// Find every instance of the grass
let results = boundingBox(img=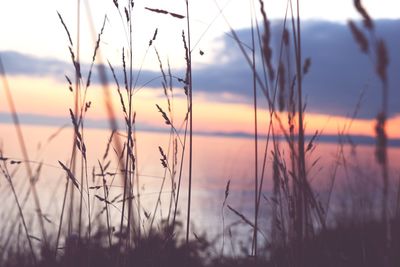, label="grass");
[0,0,399,266]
